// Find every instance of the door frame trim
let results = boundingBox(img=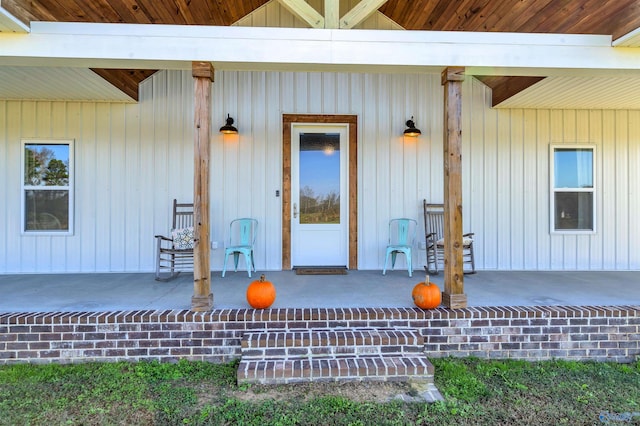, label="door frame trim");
[282,114,358,270]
